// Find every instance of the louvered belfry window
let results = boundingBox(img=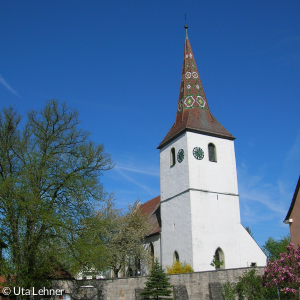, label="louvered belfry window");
[170,148,176,167]
[208,143,216,162]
